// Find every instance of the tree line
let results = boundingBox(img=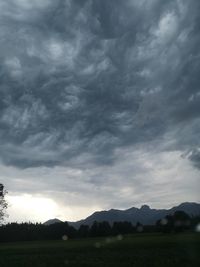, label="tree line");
[0,211,199,242]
